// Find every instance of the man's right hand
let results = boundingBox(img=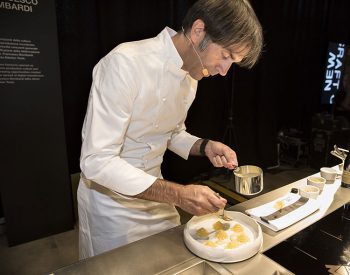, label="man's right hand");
[134,179,226,216]
[175,184,227,216]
